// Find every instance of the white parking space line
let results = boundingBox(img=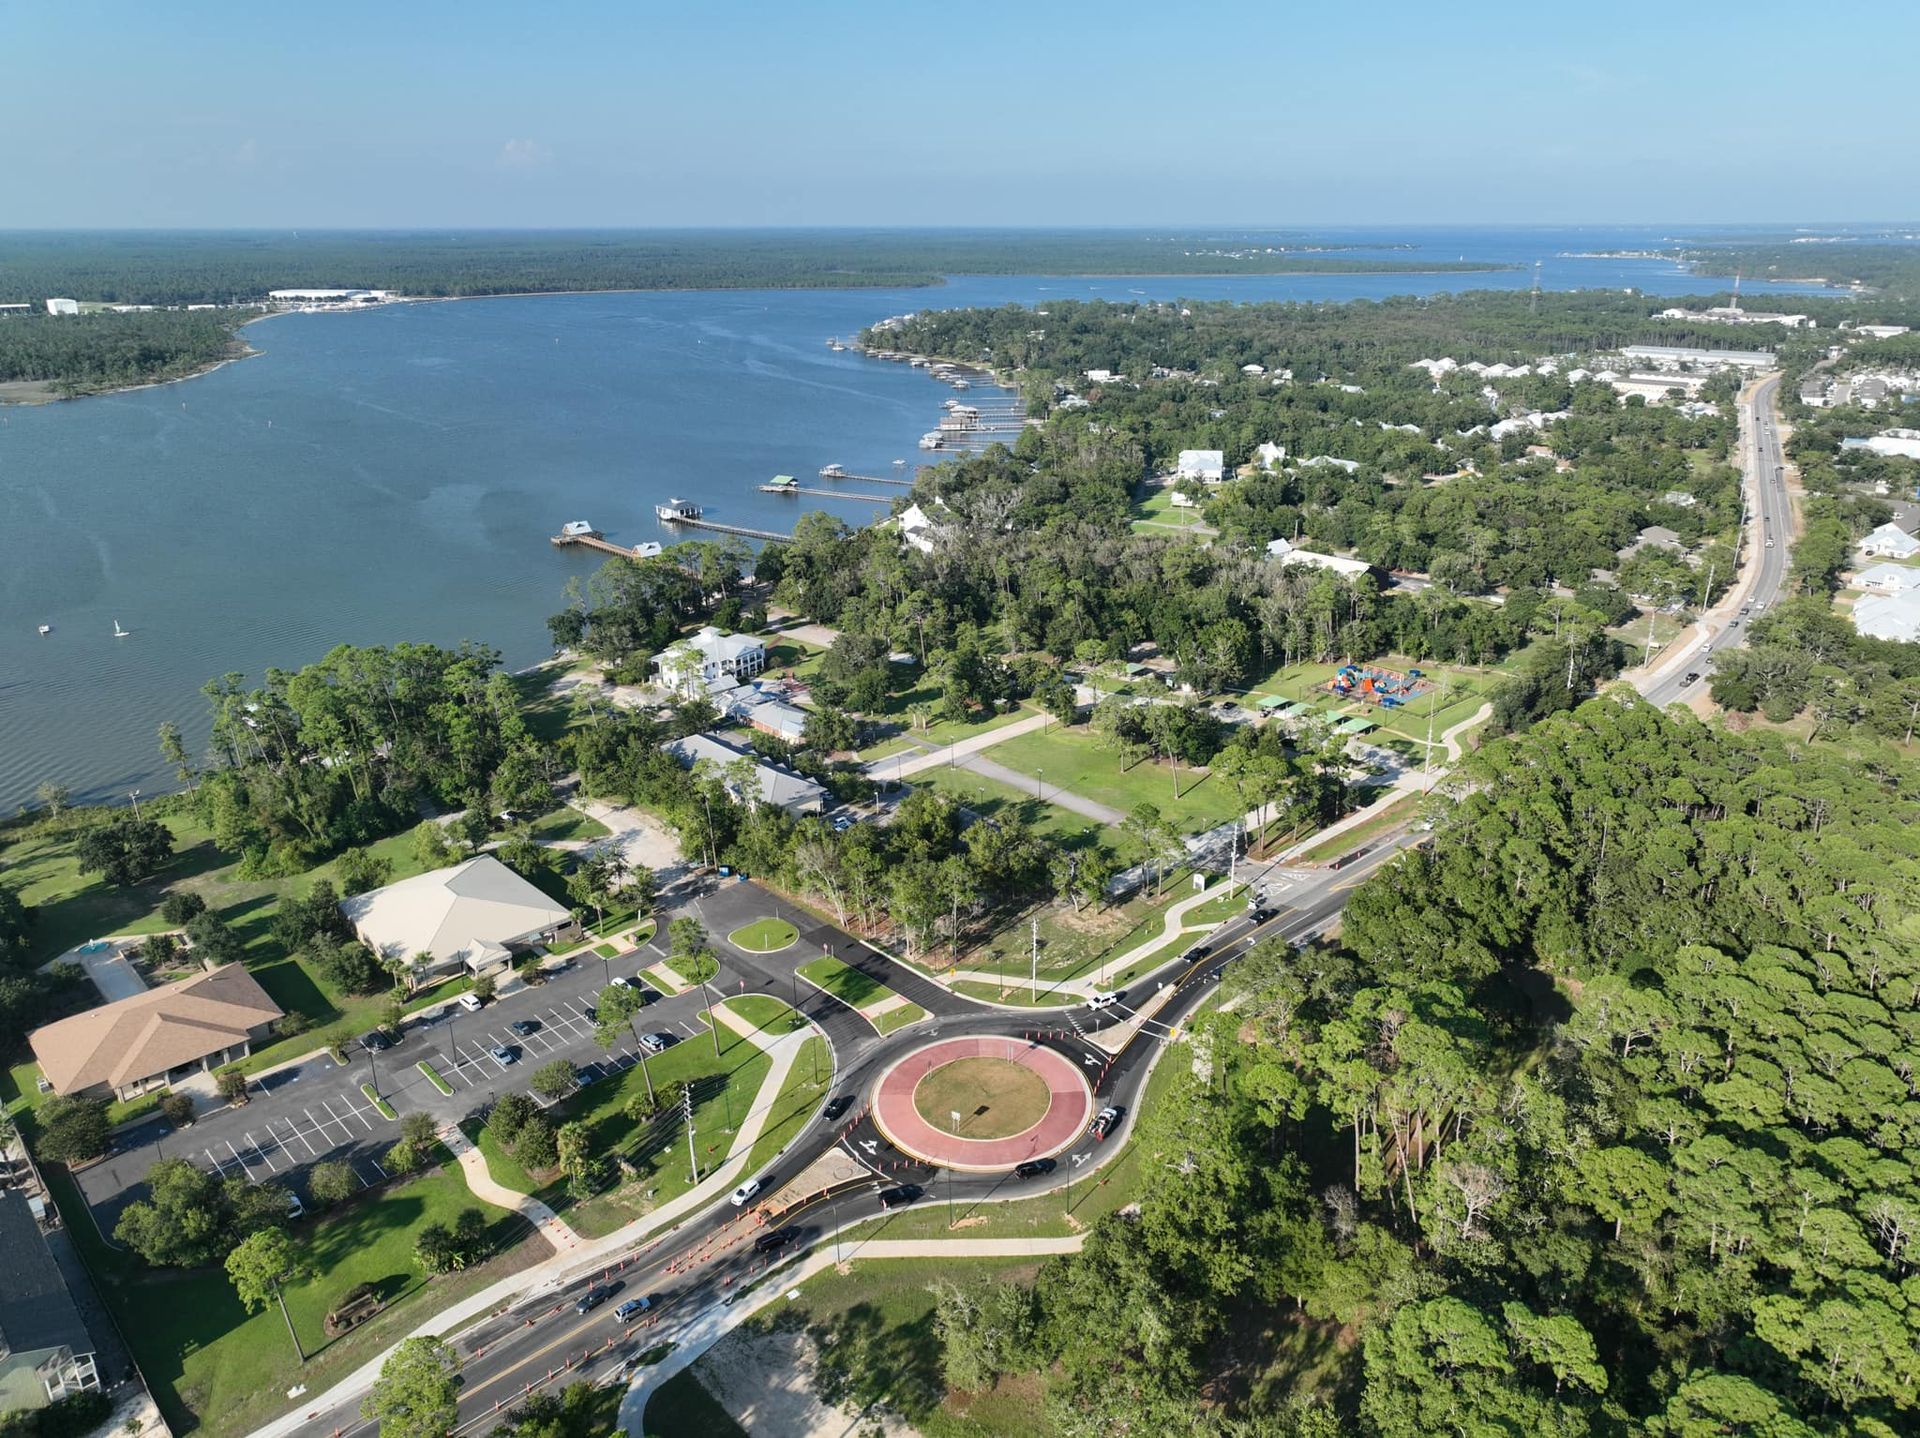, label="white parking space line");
[317,1098,344,1134]
[246,1132,280,1172]
[205,1146,238,1179]
[277,1119,319,1158]
[225,1140,259,1181]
